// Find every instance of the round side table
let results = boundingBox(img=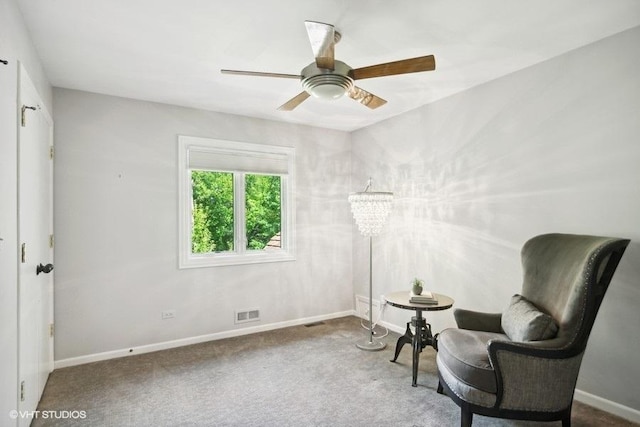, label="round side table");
[385,291,454,386]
